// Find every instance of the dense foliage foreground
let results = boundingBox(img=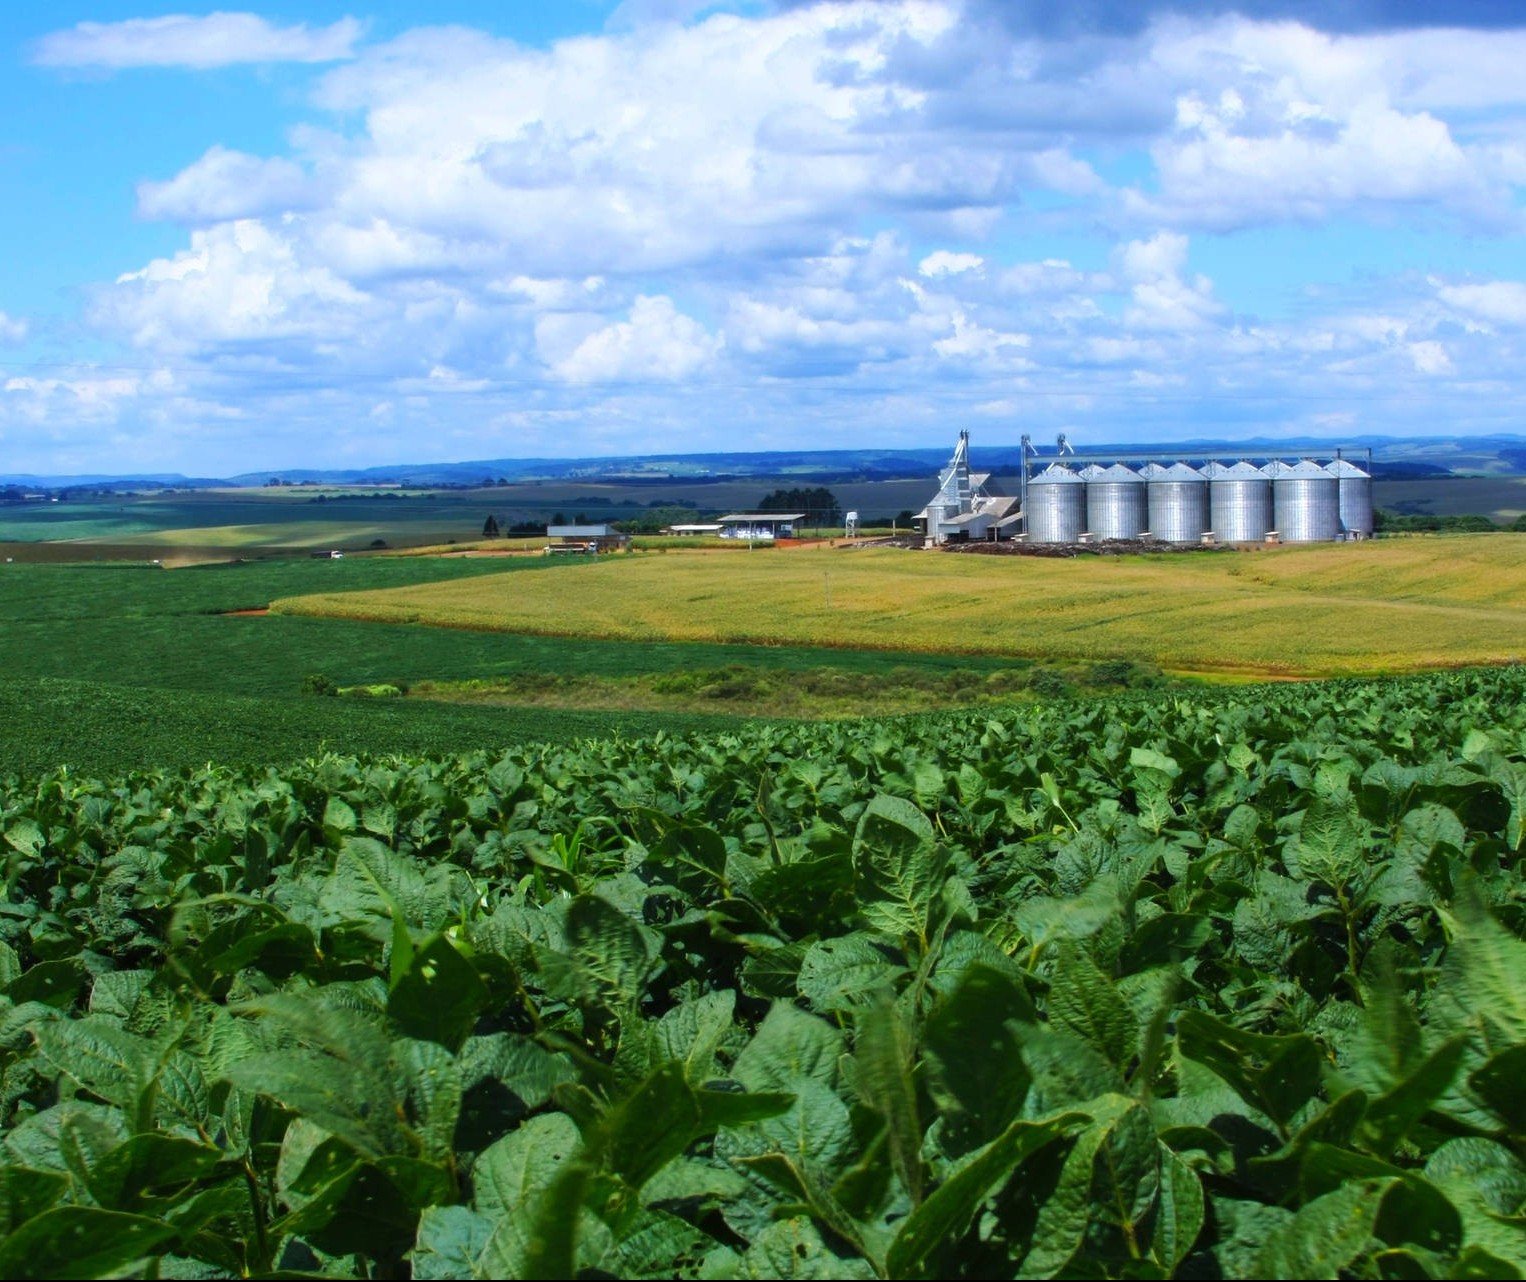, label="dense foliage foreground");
[3,669,1526,1278]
